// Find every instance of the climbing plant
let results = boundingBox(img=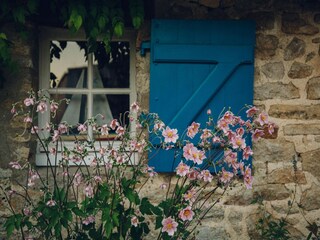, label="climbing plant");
[0,0,145,87]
